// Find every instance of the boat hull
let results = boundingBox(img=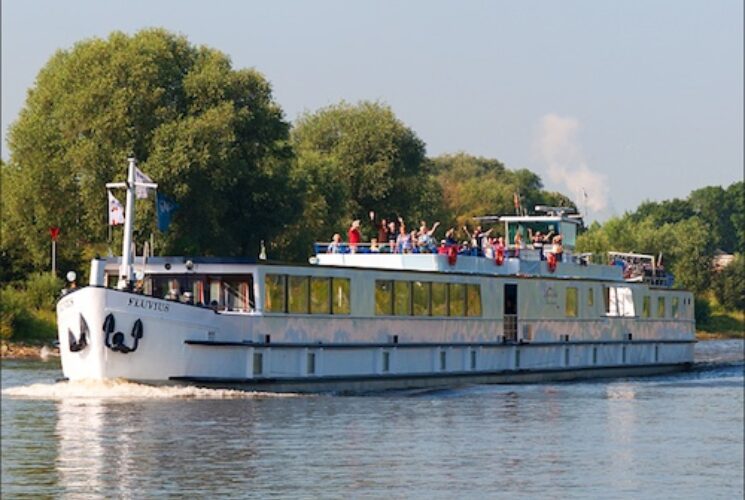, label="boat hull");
[57,287,695,393]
